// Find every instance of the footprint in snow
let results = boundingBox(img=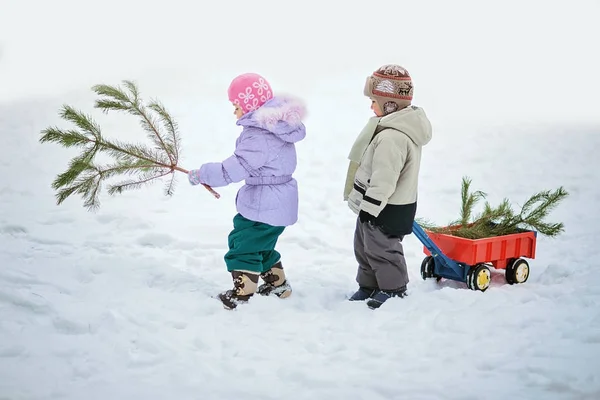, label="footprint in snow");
[52,317,90,335]
[0,224,28,236]
[0,269,42,285]
[0,289,53,315]
[136,232,174,248]
[30,236,68,246]
[167,320,188,330]
[75,268,95,284]
[127,340,167,368]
